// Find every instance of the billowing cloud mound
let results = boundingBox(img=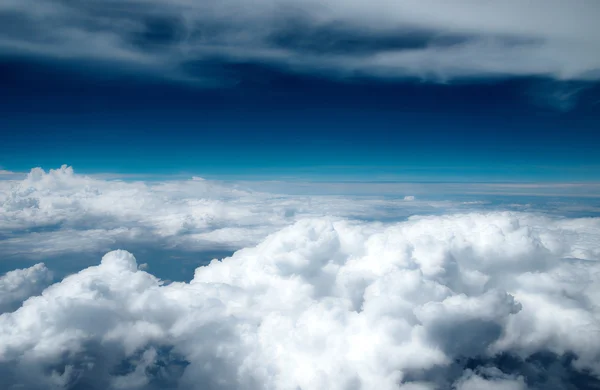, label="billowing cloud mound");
[0,263,52,314]
[1,212,599,389]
